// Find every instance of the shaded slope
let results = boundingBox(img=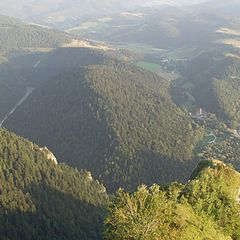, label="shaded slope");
[0,14,108,122]
[0,128,108,239]
[172,52,240,126]
[5,63,203,190]
[0,47,107,124]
